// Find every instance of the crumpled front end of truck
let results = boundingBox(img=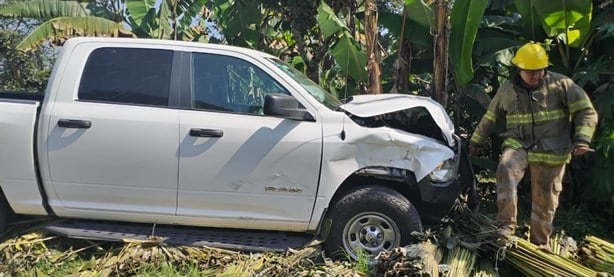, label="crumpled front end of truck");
[338,94,477,221]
